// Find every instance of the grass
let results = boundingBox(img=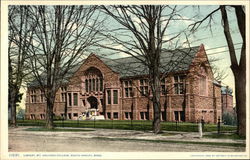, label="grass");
[92,137,246,147]
[17,119,237,133]
[24,127,95,132]
[204,133,246,140]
